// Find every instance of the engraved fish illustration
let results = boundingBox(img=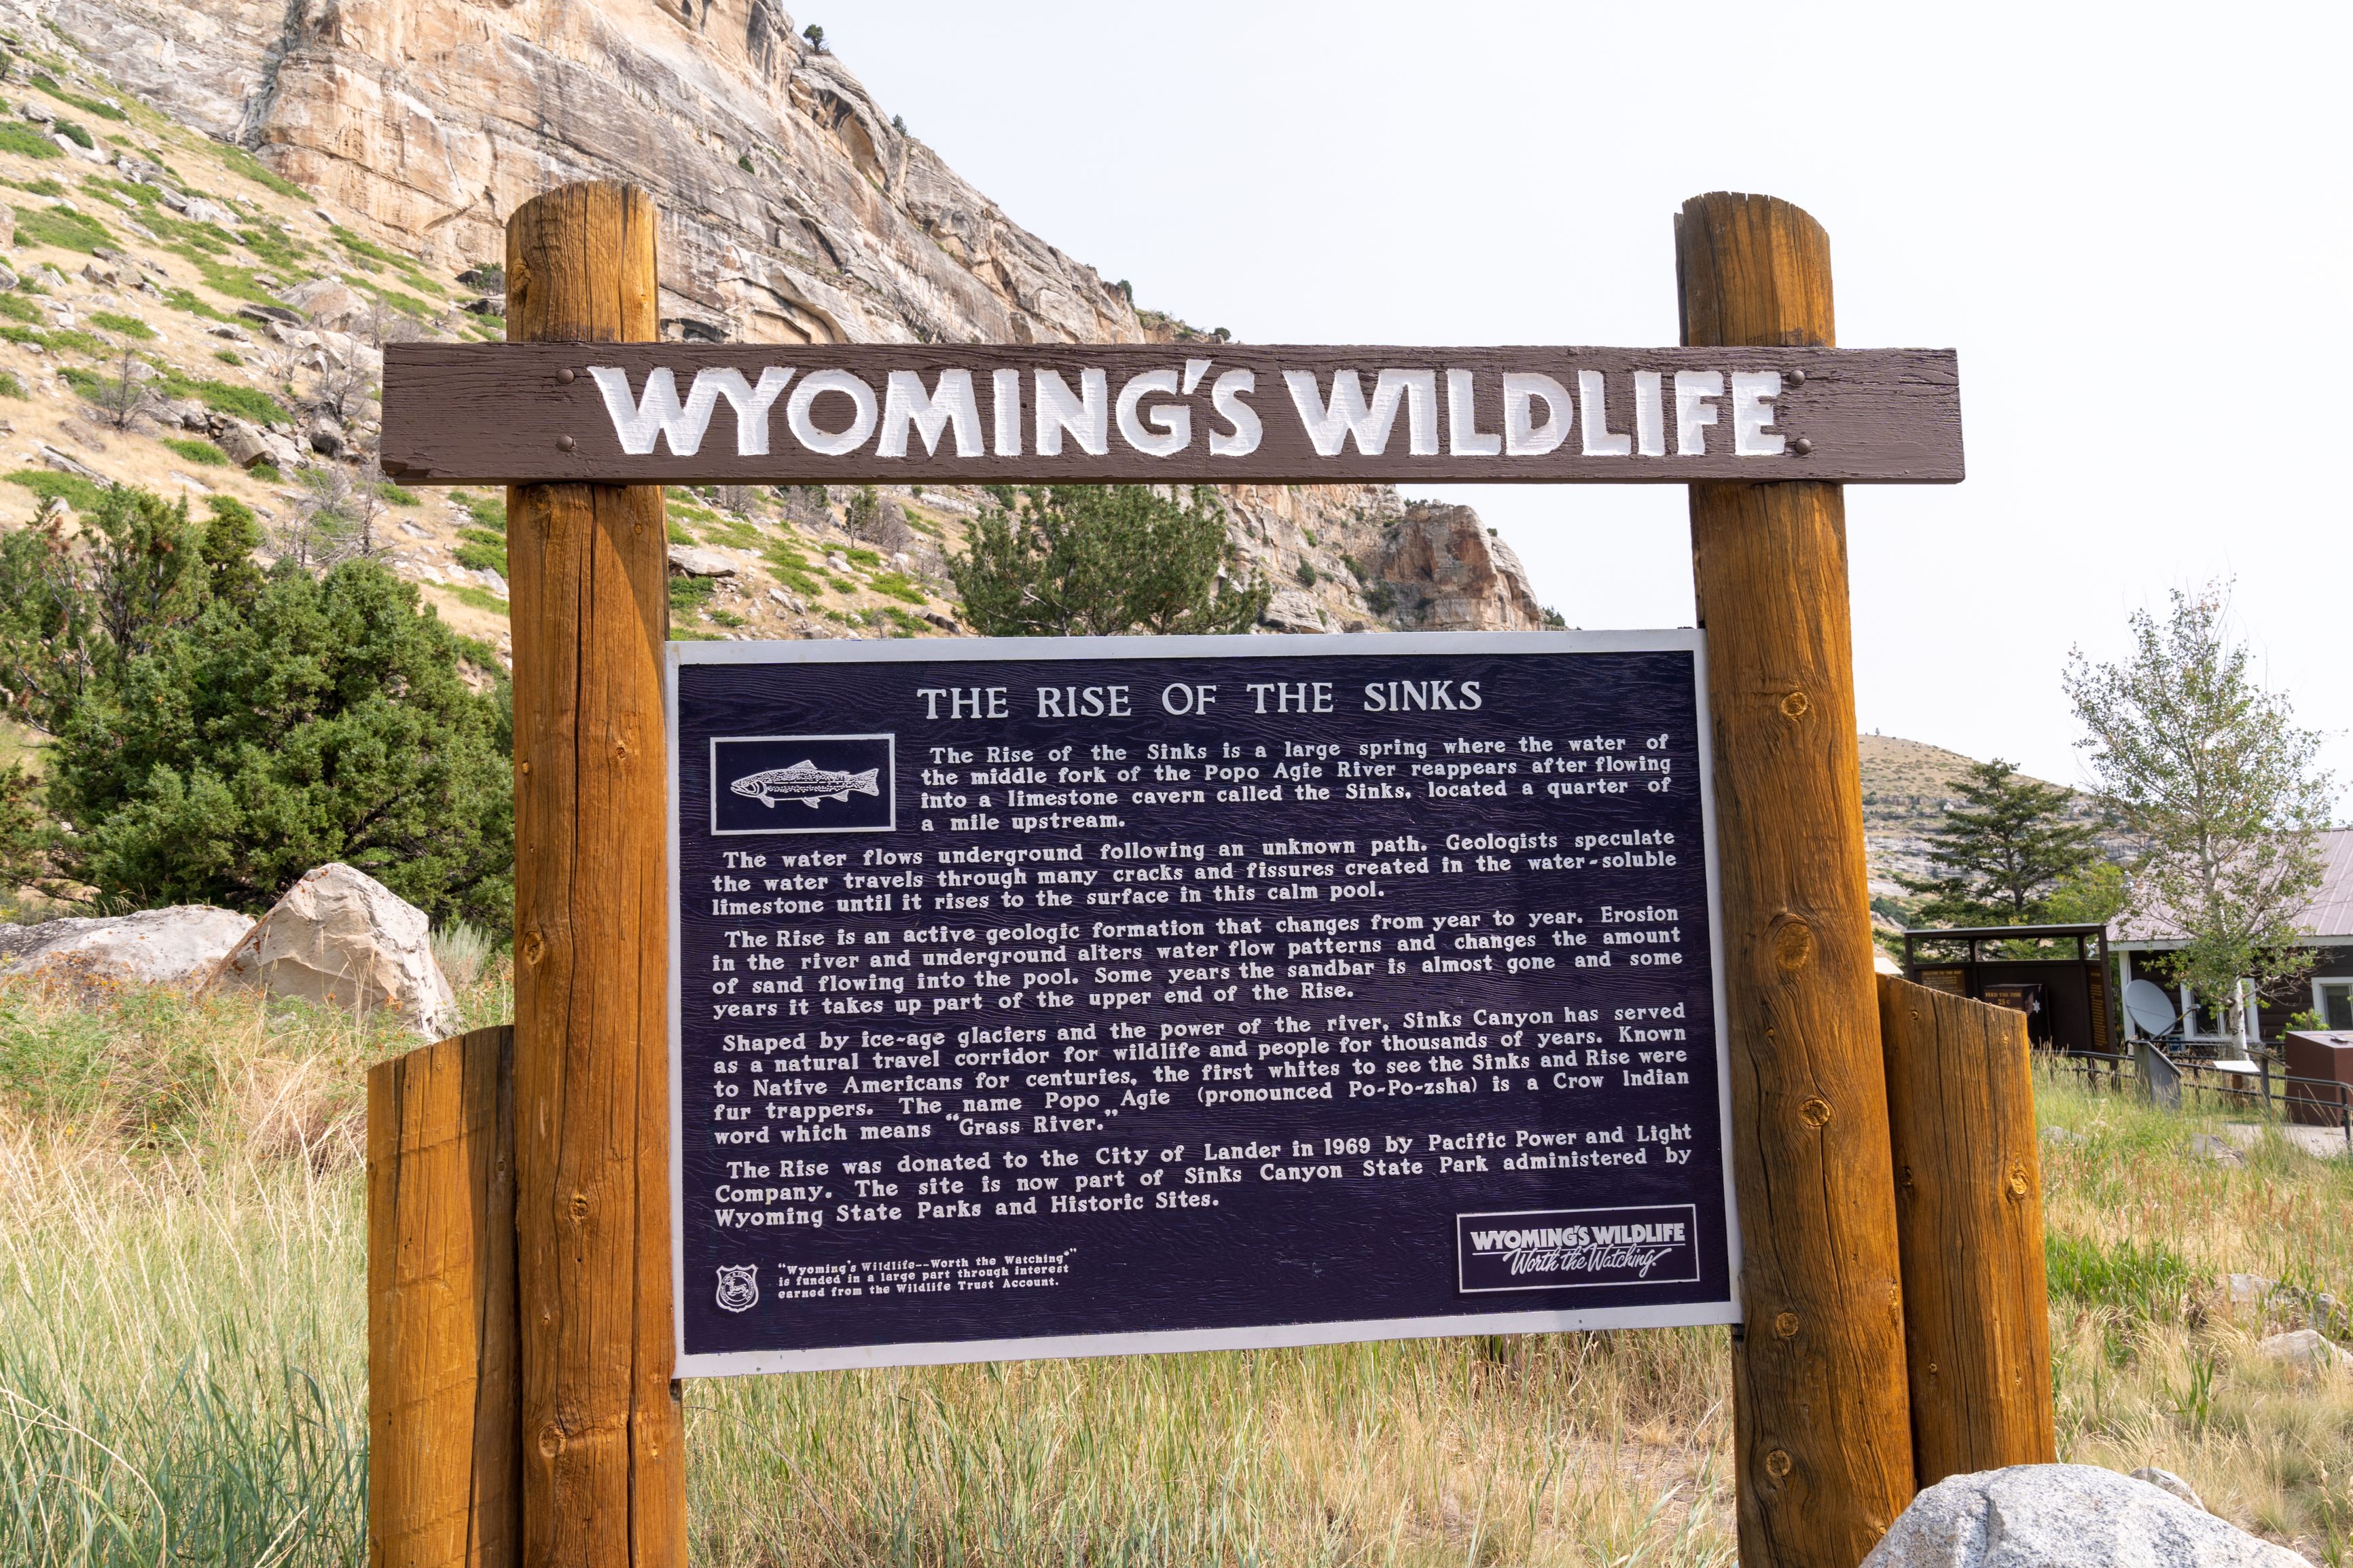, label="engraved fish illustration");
[731,760,882,809]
